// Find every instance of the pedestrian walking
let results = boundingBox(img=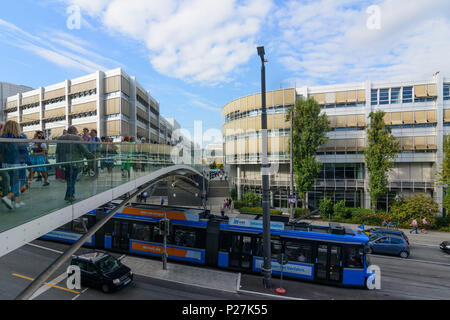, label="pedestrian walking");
[421,217,428,233]
[87,129,101,177]
[56,126,95,203]
[221,208,225,218]
[160,197,165,206]
[410,218,419,234]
